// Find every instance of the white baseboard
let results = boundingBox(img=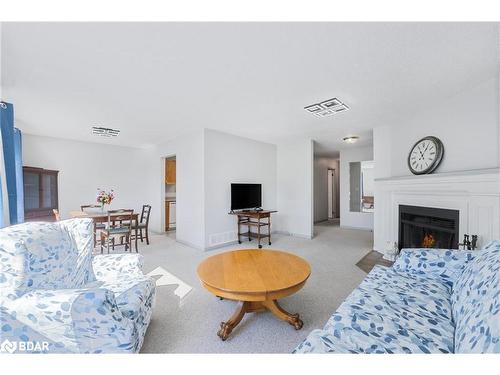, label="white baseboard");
[176,230,314,251]
[274,230,313,240]
[175,238,205,251]
[314,218,339,224]
[204,240,239,251]
[206,231,313,250]
[339,225,373,232]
